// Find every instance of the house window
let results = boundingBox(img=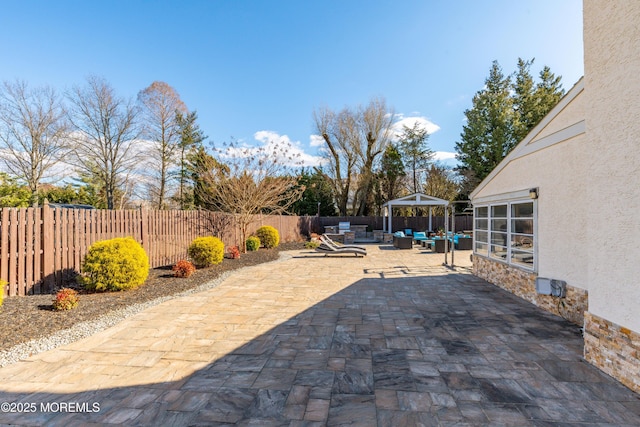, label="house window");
[474,206,488,256]
[474,200,535,270]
